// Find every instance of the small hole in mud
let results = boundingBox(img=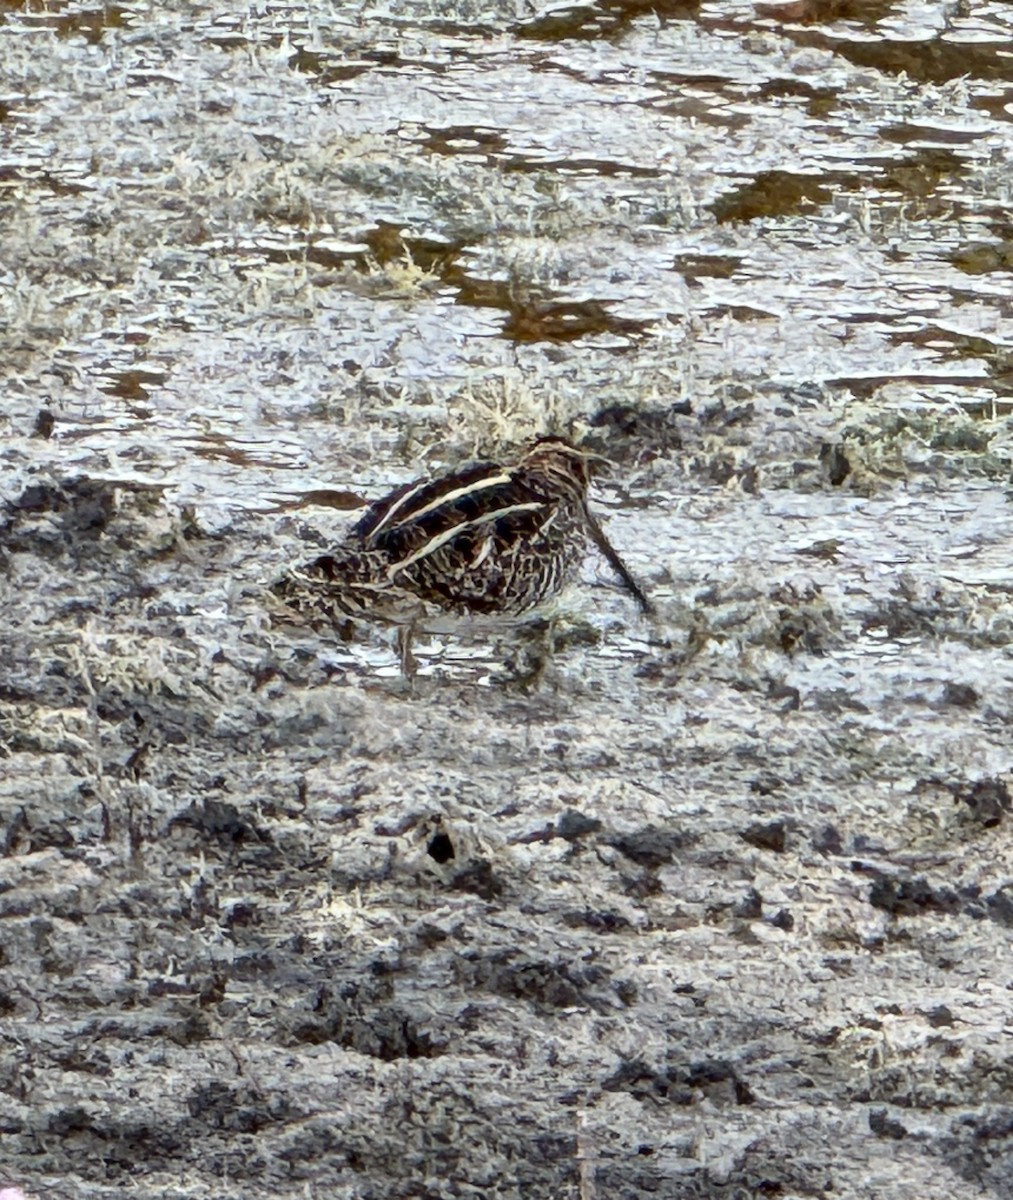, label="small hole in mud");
[427,832,455,864]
